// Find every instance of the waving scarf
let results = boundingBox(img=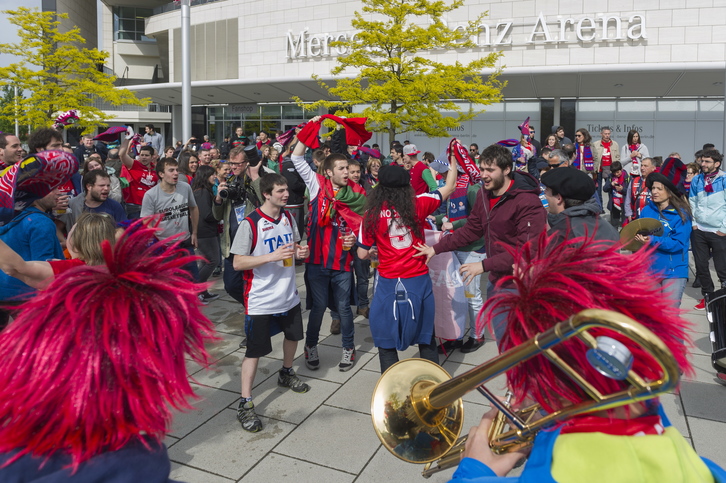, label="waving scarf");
[316,174,366,232]
[0,151,79,224]
[573,143,594,171]
[297,115,372,150]
[447,138,481,185]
